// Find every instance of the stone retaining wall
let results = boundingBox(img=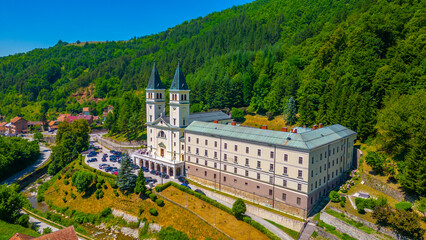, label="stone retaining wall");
[320,211,377,240]
[316,226,339,240]
[328,206,410,240]
[197,182,304,232]
[362,173,405,201]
